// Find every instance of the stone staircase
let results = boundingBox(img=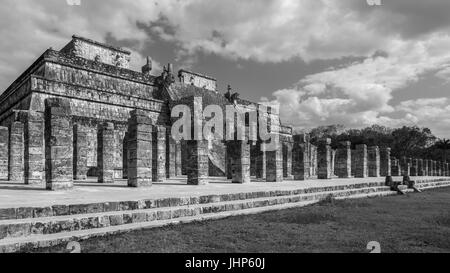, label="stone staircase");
[414,178,450,191]
[0,178,449,252]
